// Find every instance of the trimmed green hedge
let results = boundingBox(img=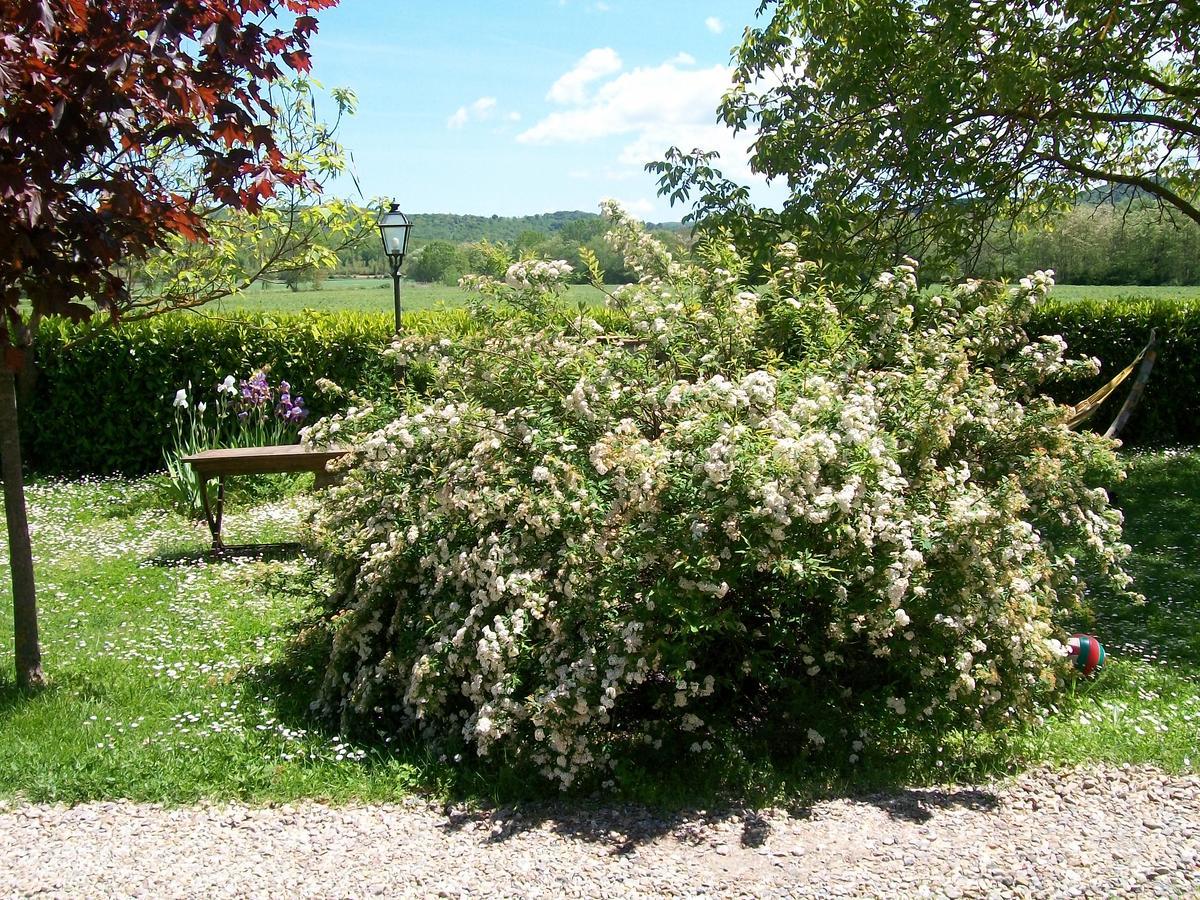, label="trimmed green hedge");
[19,298,1200,476]
[23,310,471,476]
[1031,298,1200,448]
